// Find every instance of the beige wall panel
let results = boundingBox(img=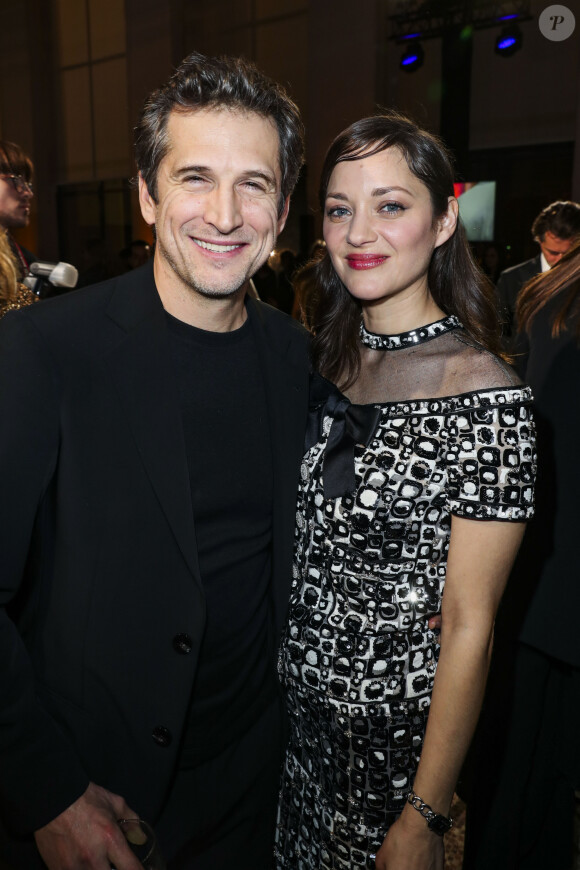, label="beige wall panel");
[255,14,308,116]
[88,0,126,59]
[184,24,254,59]
[55,0,89,66]
[0,0,34,148]
[215,28,254,57]
[125,0,174,128]
[92,58,131,178]
[470,5,580,149]
[307,0,378,215]
[255,0,307,19]
[61,66,94,181]
[206,0,253,30]
[180,3,253,59]
[76,186,102,228]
